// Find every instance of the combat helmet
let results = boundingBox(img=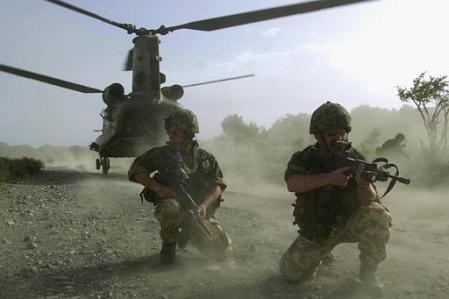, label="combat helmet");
[309,101,351,134]
[164,109,199,134]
